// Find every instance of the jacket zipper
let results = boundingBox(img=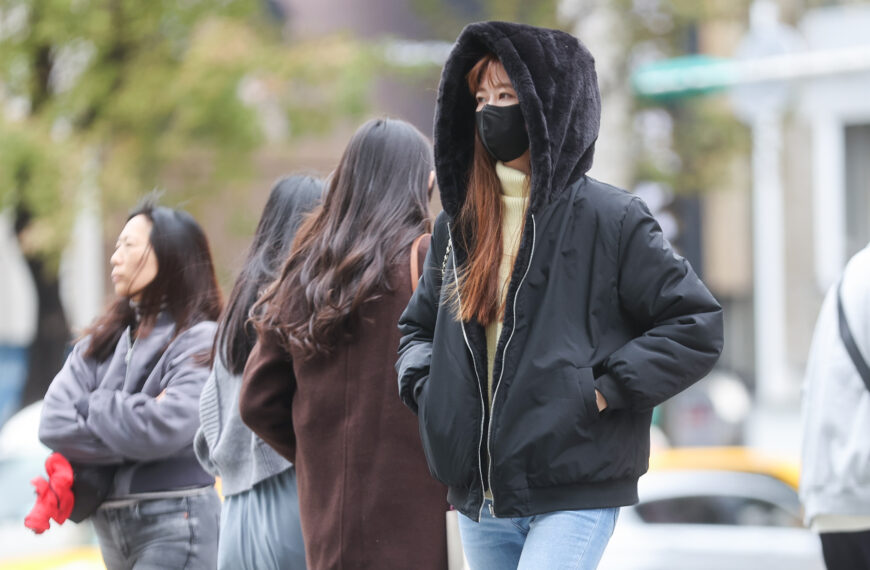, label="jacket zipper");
[447,224,489,522]
[487,215,537,518]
